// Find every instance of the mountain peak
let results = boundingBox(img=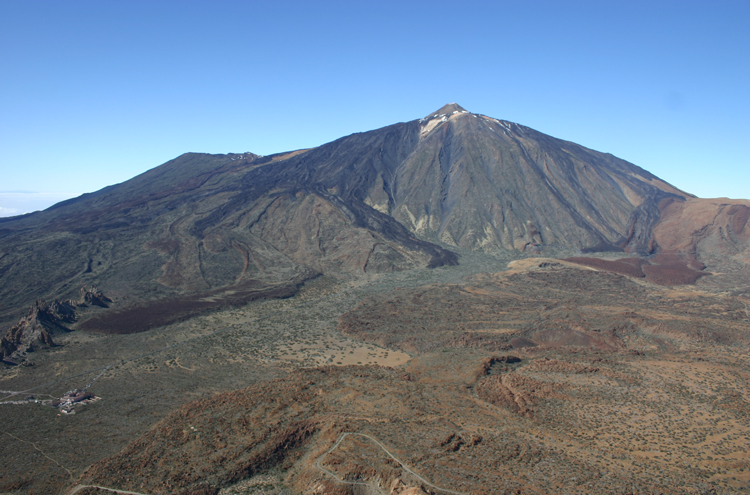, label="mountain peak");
[426,103,468,119]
